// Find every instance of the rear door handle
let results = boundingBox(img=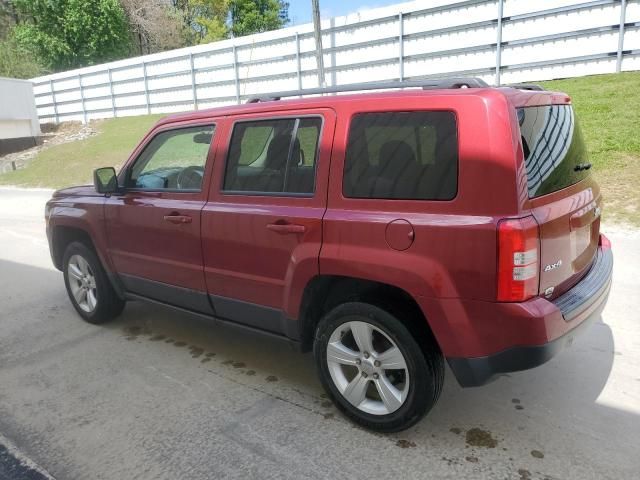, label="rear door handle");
[163,214,192,224]
[266,223,306,234]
